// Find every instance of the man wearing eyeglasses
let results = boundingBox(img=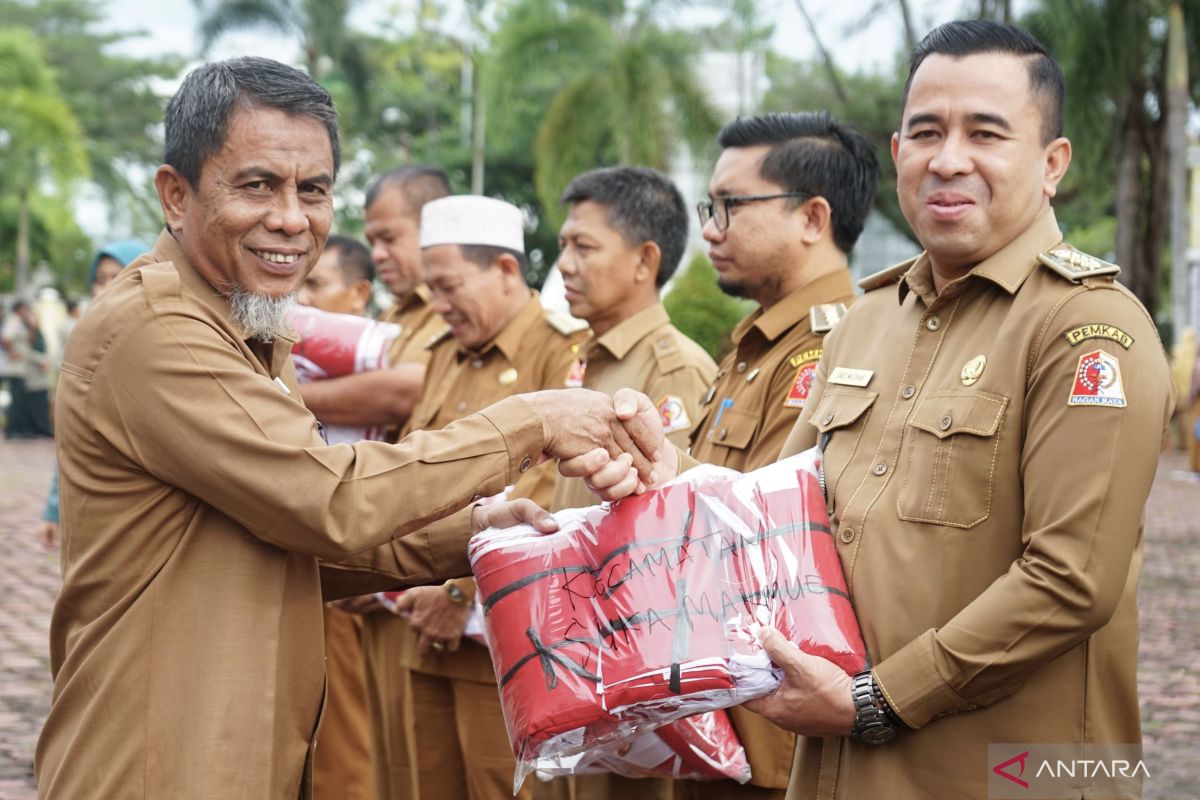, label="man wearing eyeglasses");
[682,111,879,799]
